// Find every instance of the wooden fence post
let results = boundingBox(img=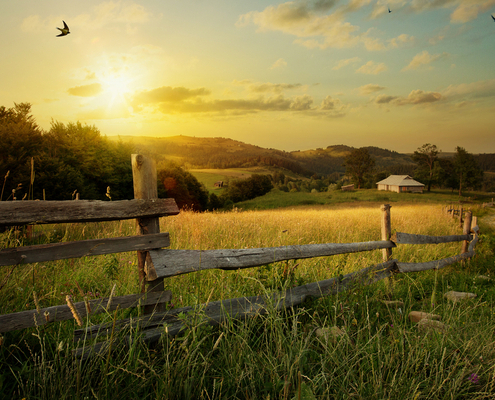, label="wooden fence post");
[132,154,166,314]
[381,204,392,262]
[461,211,472,254]
[459,206,463,228]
